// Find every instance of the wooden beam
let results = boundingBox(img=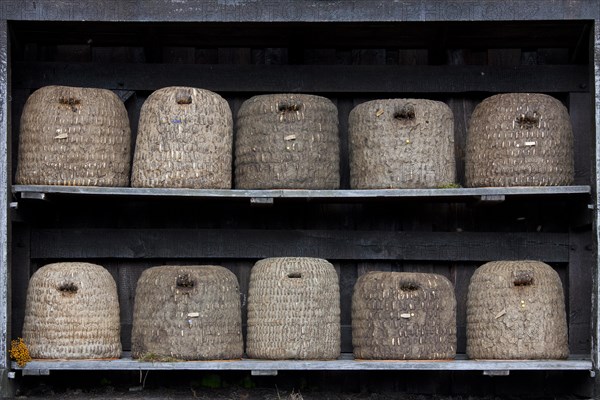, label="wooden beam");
[12,184,593,200]
[0,18,11,397]
[13,62,588,93]
[1,1,598,22]
[592,19,600,374]
[30,228,570,262]
[13,353,593,373]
